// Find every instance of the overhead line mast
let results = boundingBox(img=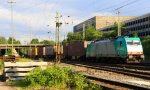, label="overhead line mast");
[115,0,139,37]
[8,0,16,55]
[55,12,62,64]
